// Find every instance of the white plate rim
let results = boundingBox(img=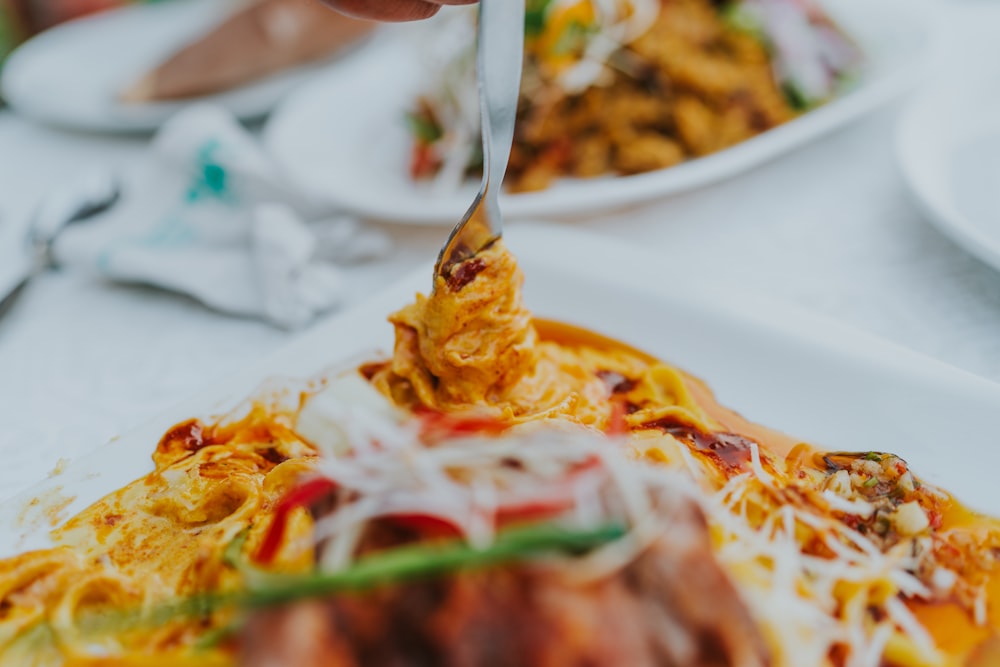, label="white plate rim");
[895,82,1000,273]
